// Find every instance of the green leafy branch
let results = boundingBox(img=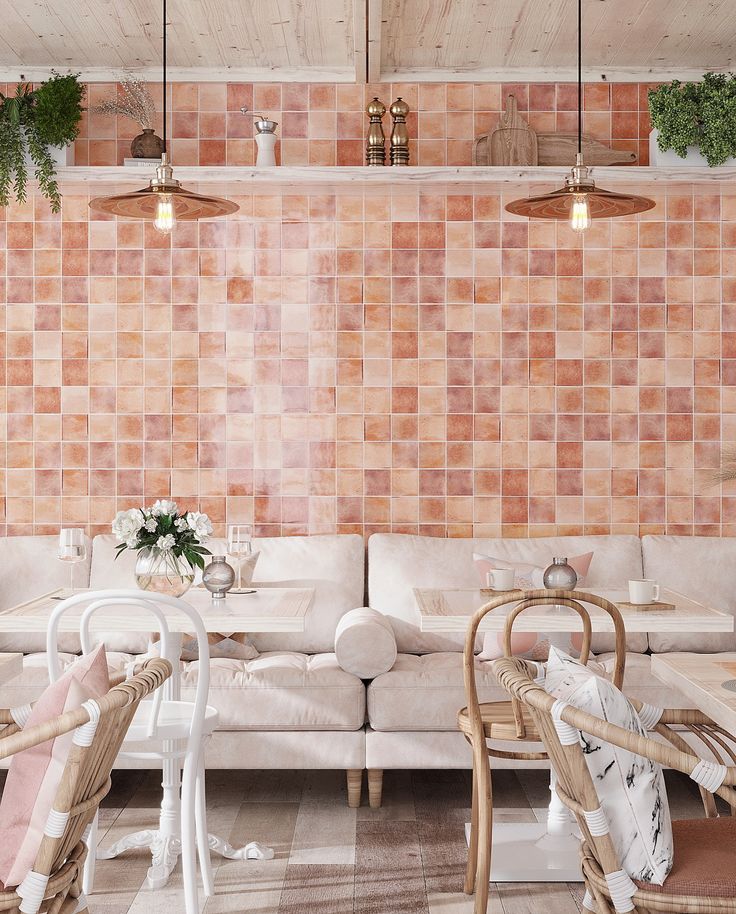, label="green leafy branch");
[0,71,84,212]
[649,73,736,166]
